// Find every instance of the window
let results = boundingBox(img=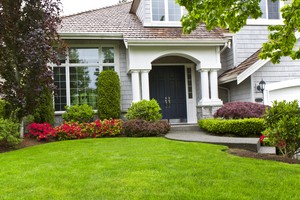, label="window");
[53,46,117,112]
[152,0,181,22]
[260,0,280,19]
